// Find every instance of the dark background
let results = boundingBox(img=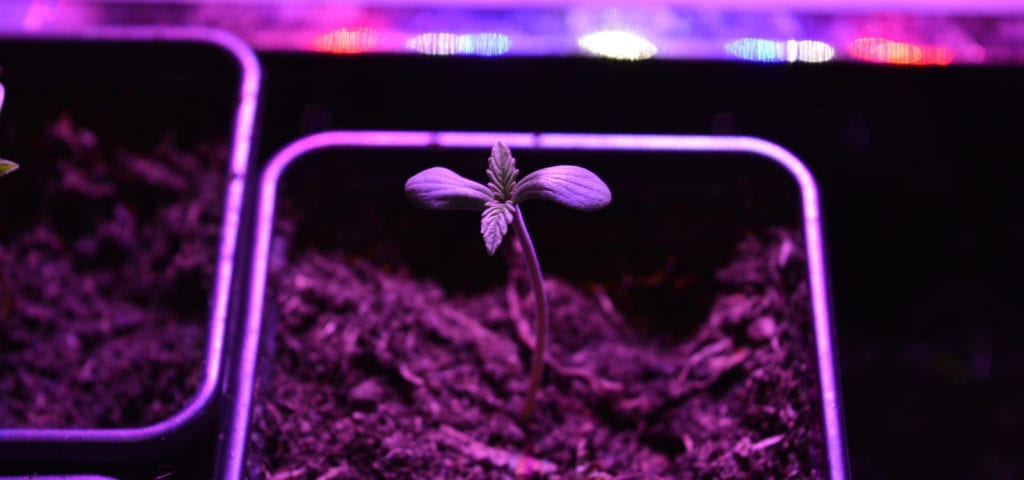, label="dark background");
[253,53,1024,479]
